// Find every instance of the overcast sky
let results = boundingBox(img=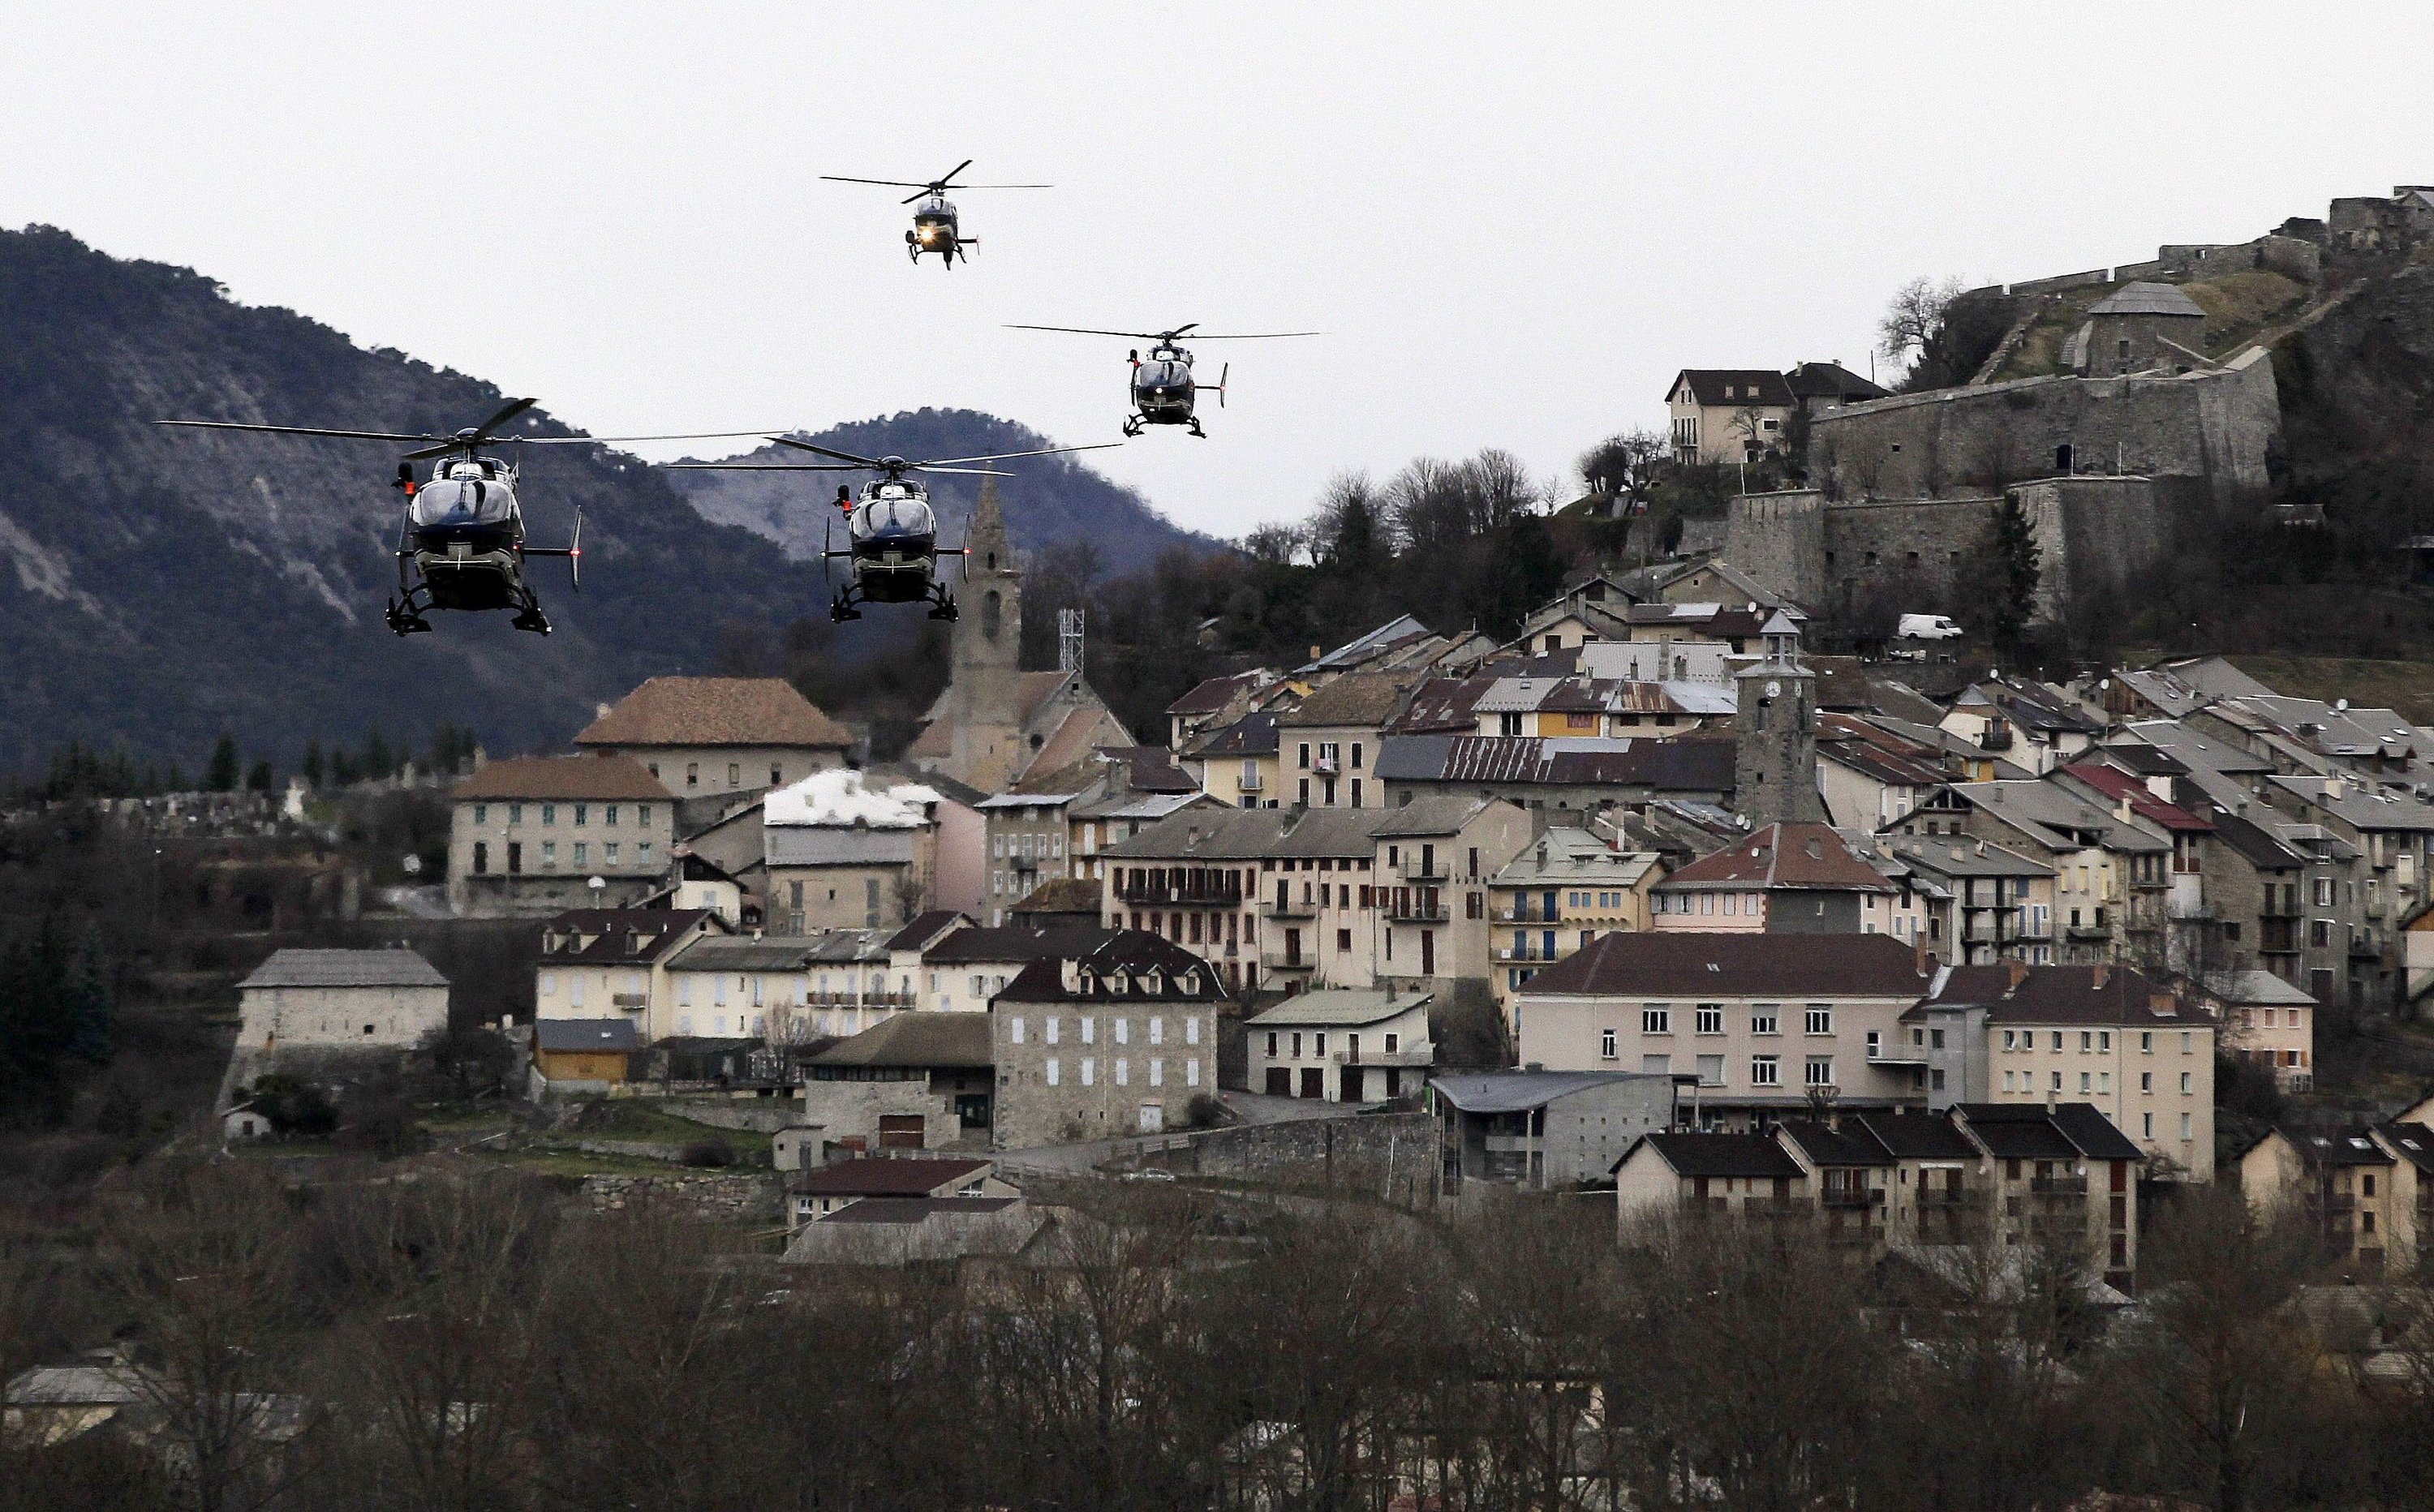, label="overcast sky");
[6,2,2430,539]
